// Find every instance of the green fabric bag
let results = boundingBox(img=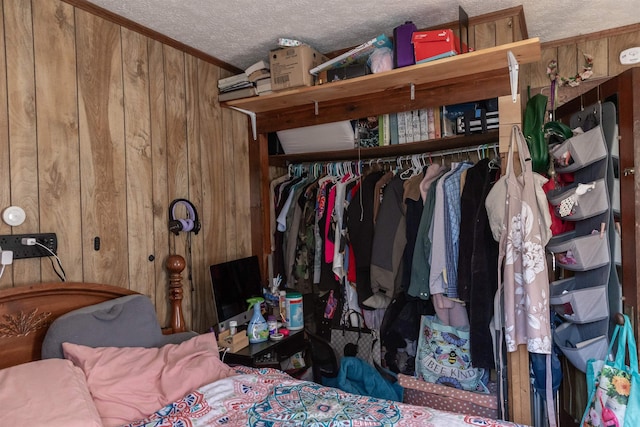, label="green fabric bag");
[523,93,549,175]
